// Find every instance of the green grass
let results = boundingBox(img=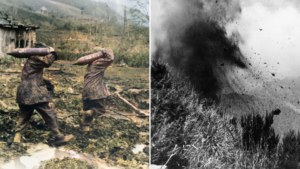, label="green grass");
[35,28,149,67]
[38,157,96,169]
